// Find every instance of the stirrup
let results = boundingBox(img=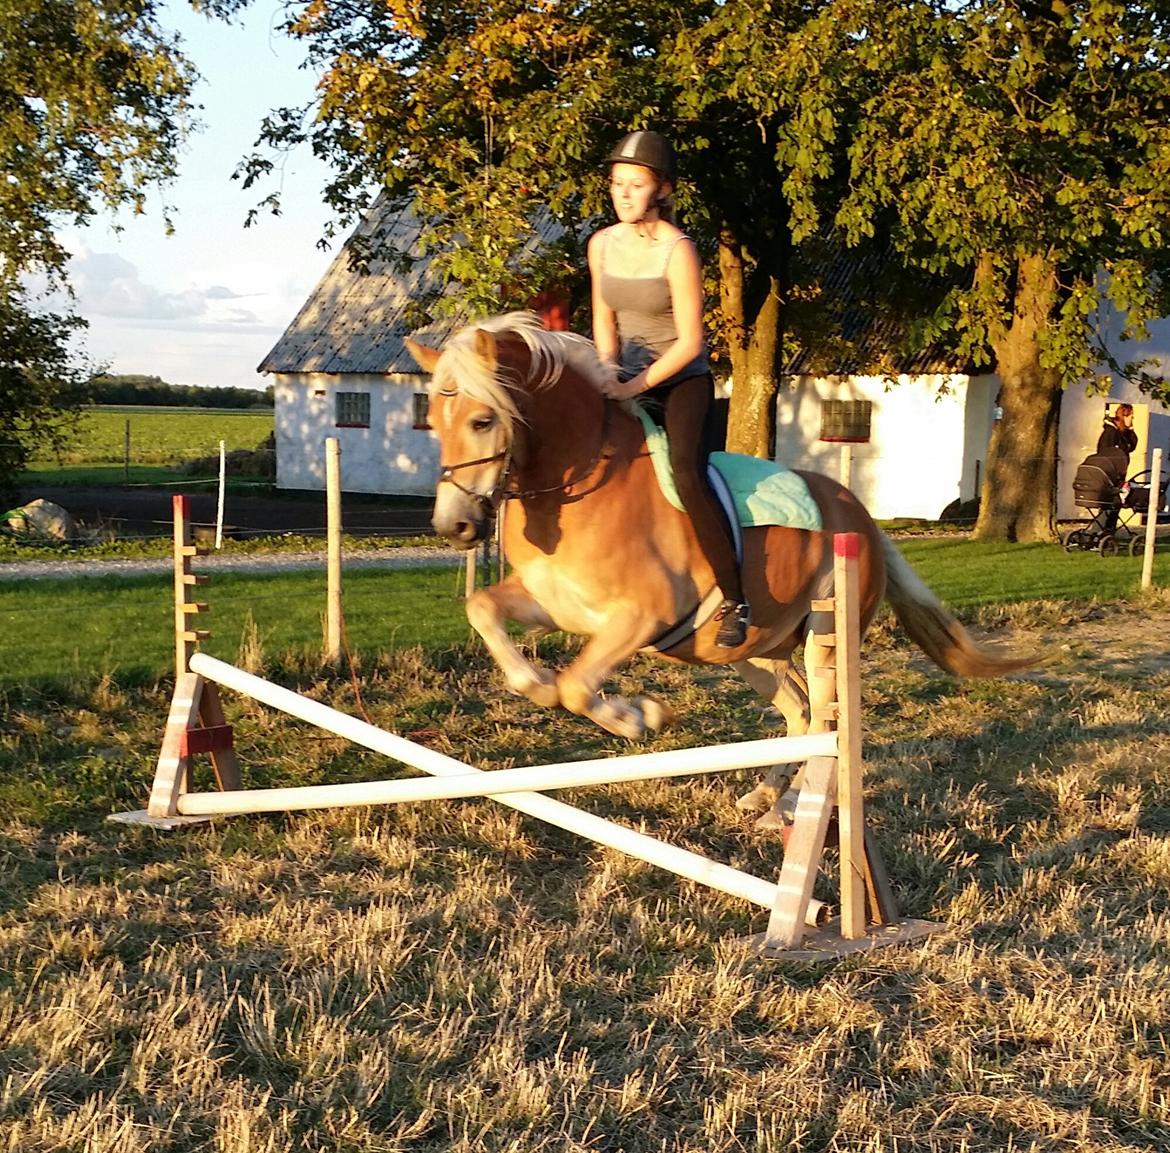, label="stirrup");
[714,599,750,648]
